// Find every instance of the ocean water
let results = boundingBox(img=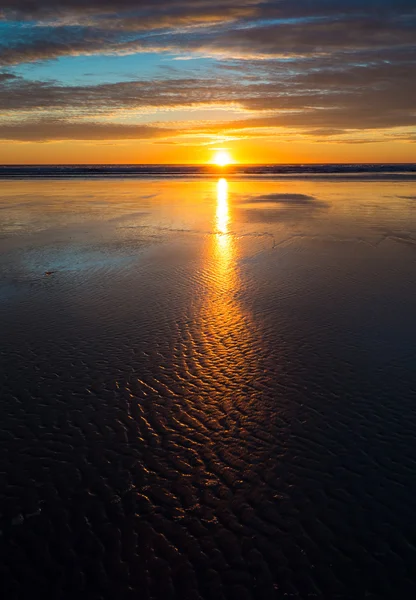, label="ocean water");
[1,172,416,599]
[0,163,415,179]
